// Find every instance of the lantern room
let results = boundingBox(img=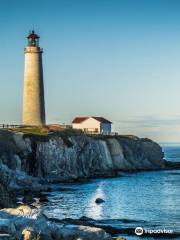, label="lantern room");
[27,30,39,47]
